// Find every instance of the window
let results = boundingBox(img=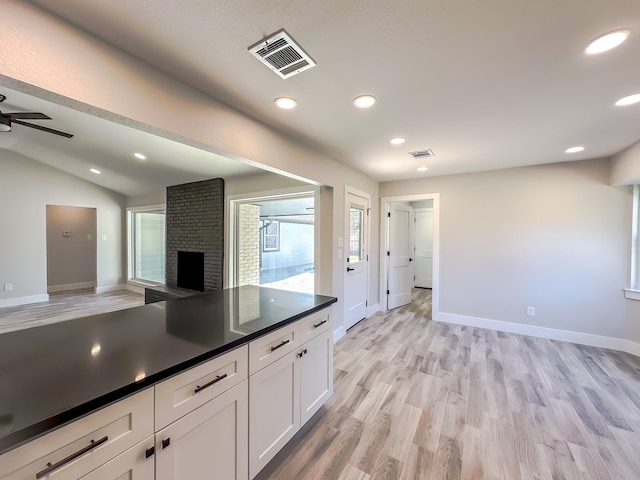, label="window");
[262,220,280,252]
[349,206,364,262]
[230,192,315,293]
[627,185,640,300]
[128,206,165,285]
